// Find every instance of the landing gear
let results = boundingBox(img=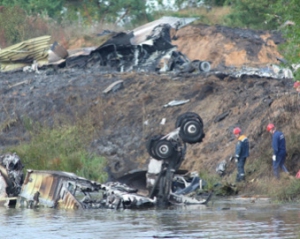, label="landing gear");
[146,112,204,206]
